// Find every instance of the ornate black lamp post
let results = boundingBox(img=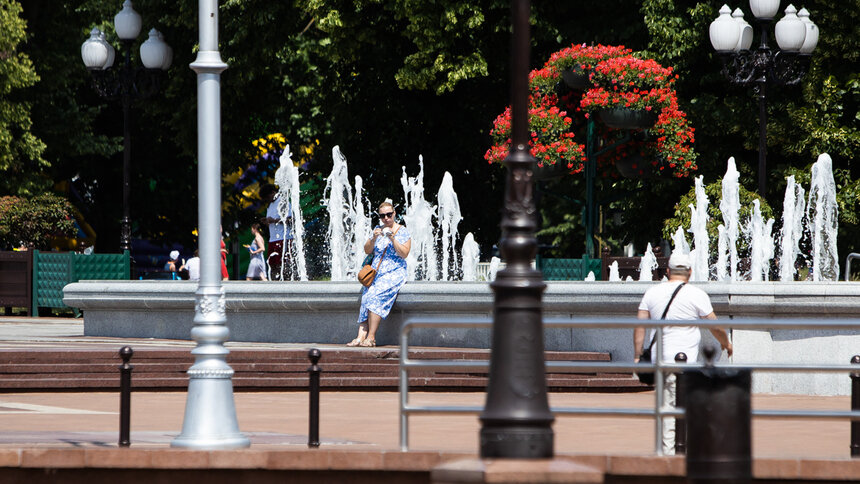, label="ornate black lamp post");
[709,1,819,195]
[479,0,554,458]
[81,0,172,253]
